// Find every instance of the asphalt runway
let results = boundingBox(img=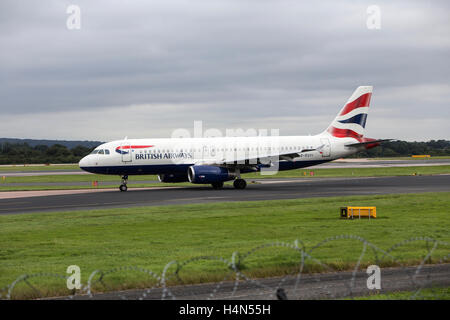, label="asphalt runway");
[60,264,450,300]
[1,175,449,215]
